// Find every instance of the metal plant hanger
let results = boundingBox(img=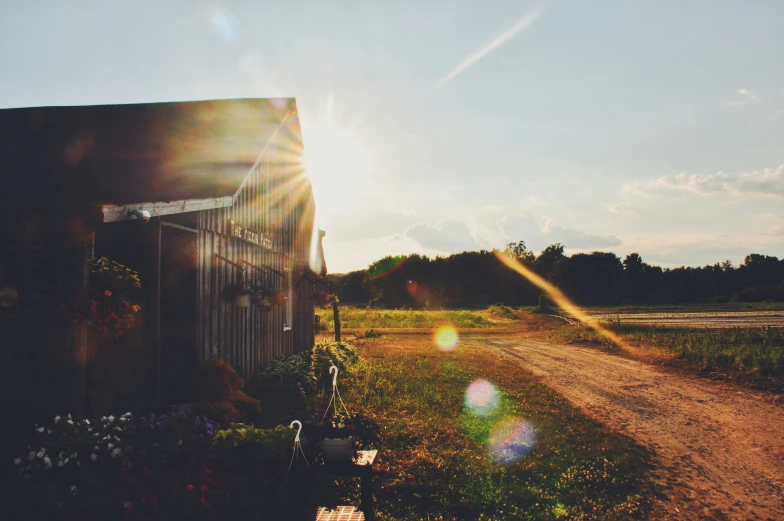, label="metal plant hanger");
[287,420,310,474]
[321,365,351,424]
